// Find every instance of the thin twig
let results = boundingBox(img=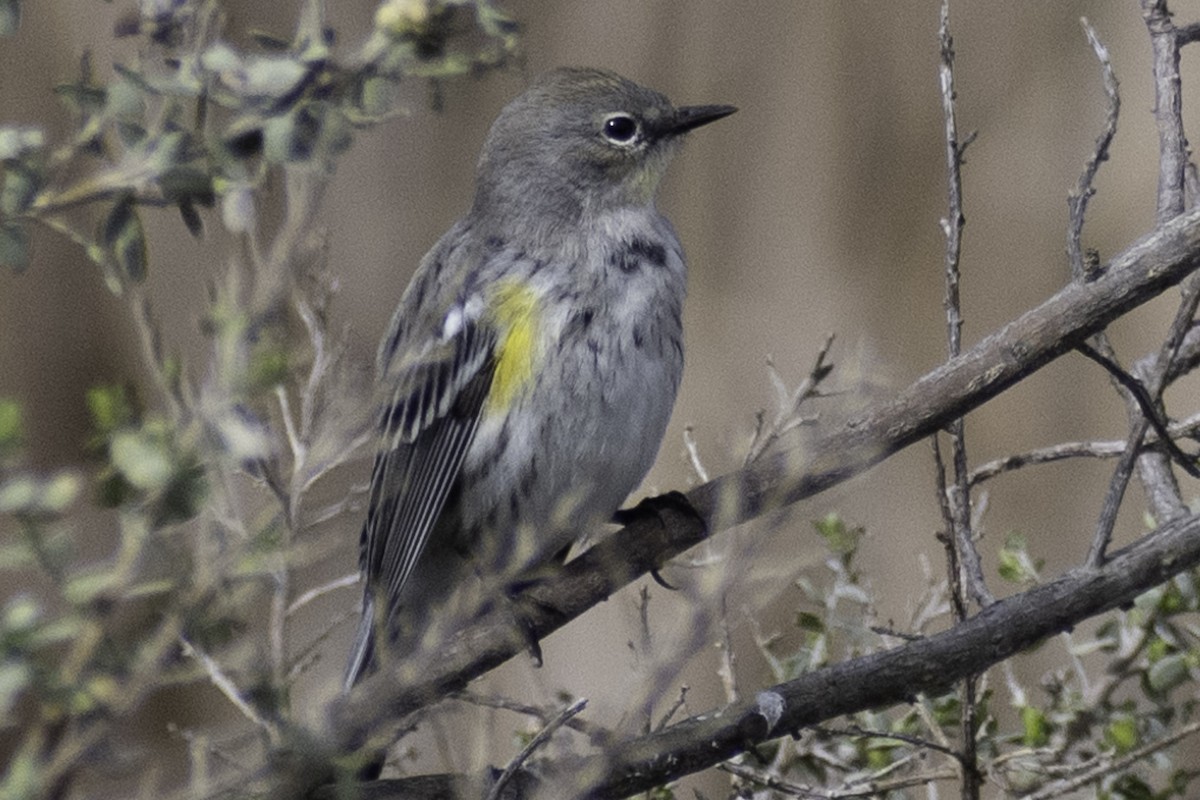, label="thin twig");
[654,686,690,732]
[483,698,587,800]
[818,723,965,764]
[453,691,608,742]
[180,636,275,735]
[964,410,1200,485]
[722,759,958,799]
[1021,718,1200,800]
[1067,18,1120,281]
[1075,342,1200,477]
[286,572,360,616]
[744,334,835,466]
